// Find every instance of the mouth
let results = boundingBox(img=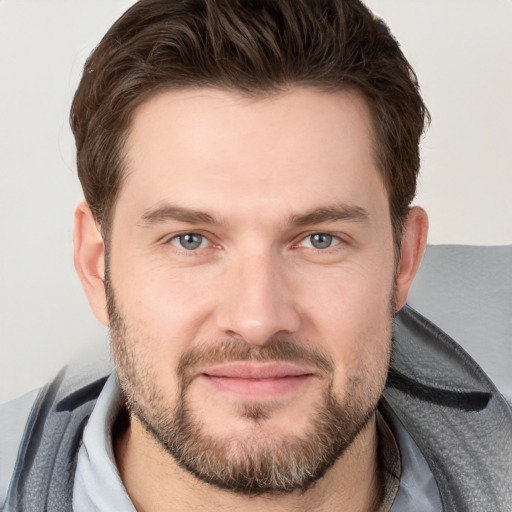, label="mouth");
[198,362,316,398]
